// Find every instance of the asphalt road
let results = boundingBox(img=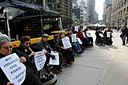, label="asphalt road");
[56,30,128,85]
